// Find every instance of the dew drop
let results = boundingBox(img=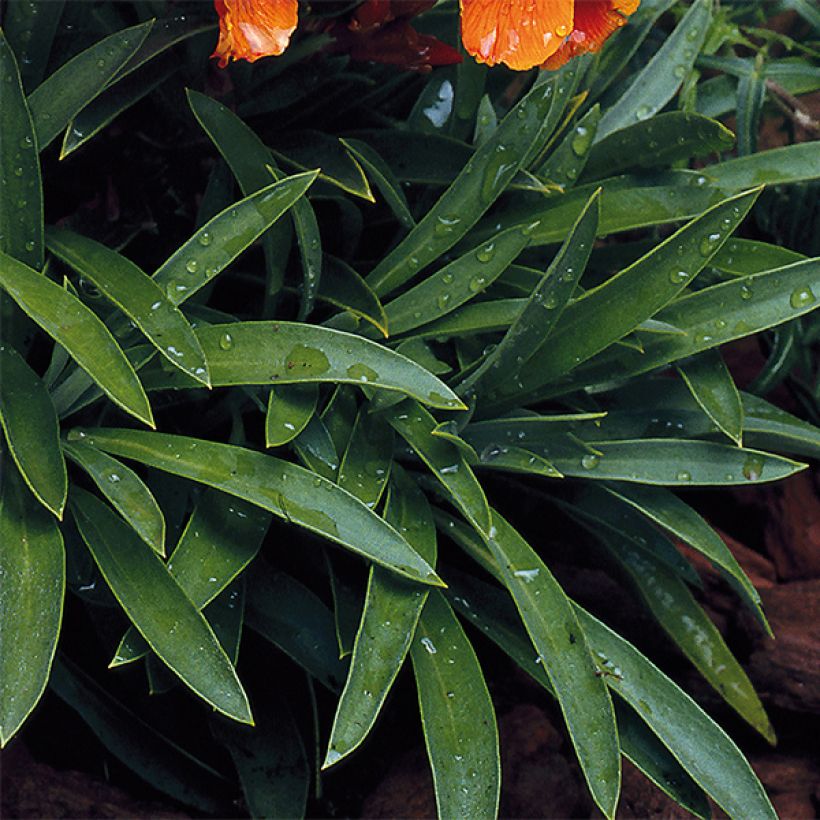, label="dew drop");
[476,242,496,263]
[581,454,599,470]
[635,105,652,121]
[676,470,692,482]
[219,332,234,351]
[789,286,815,309]
[185,259,199,274]
[742,456,764,481]
[669,269,688,285]
[699,233,721,256]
